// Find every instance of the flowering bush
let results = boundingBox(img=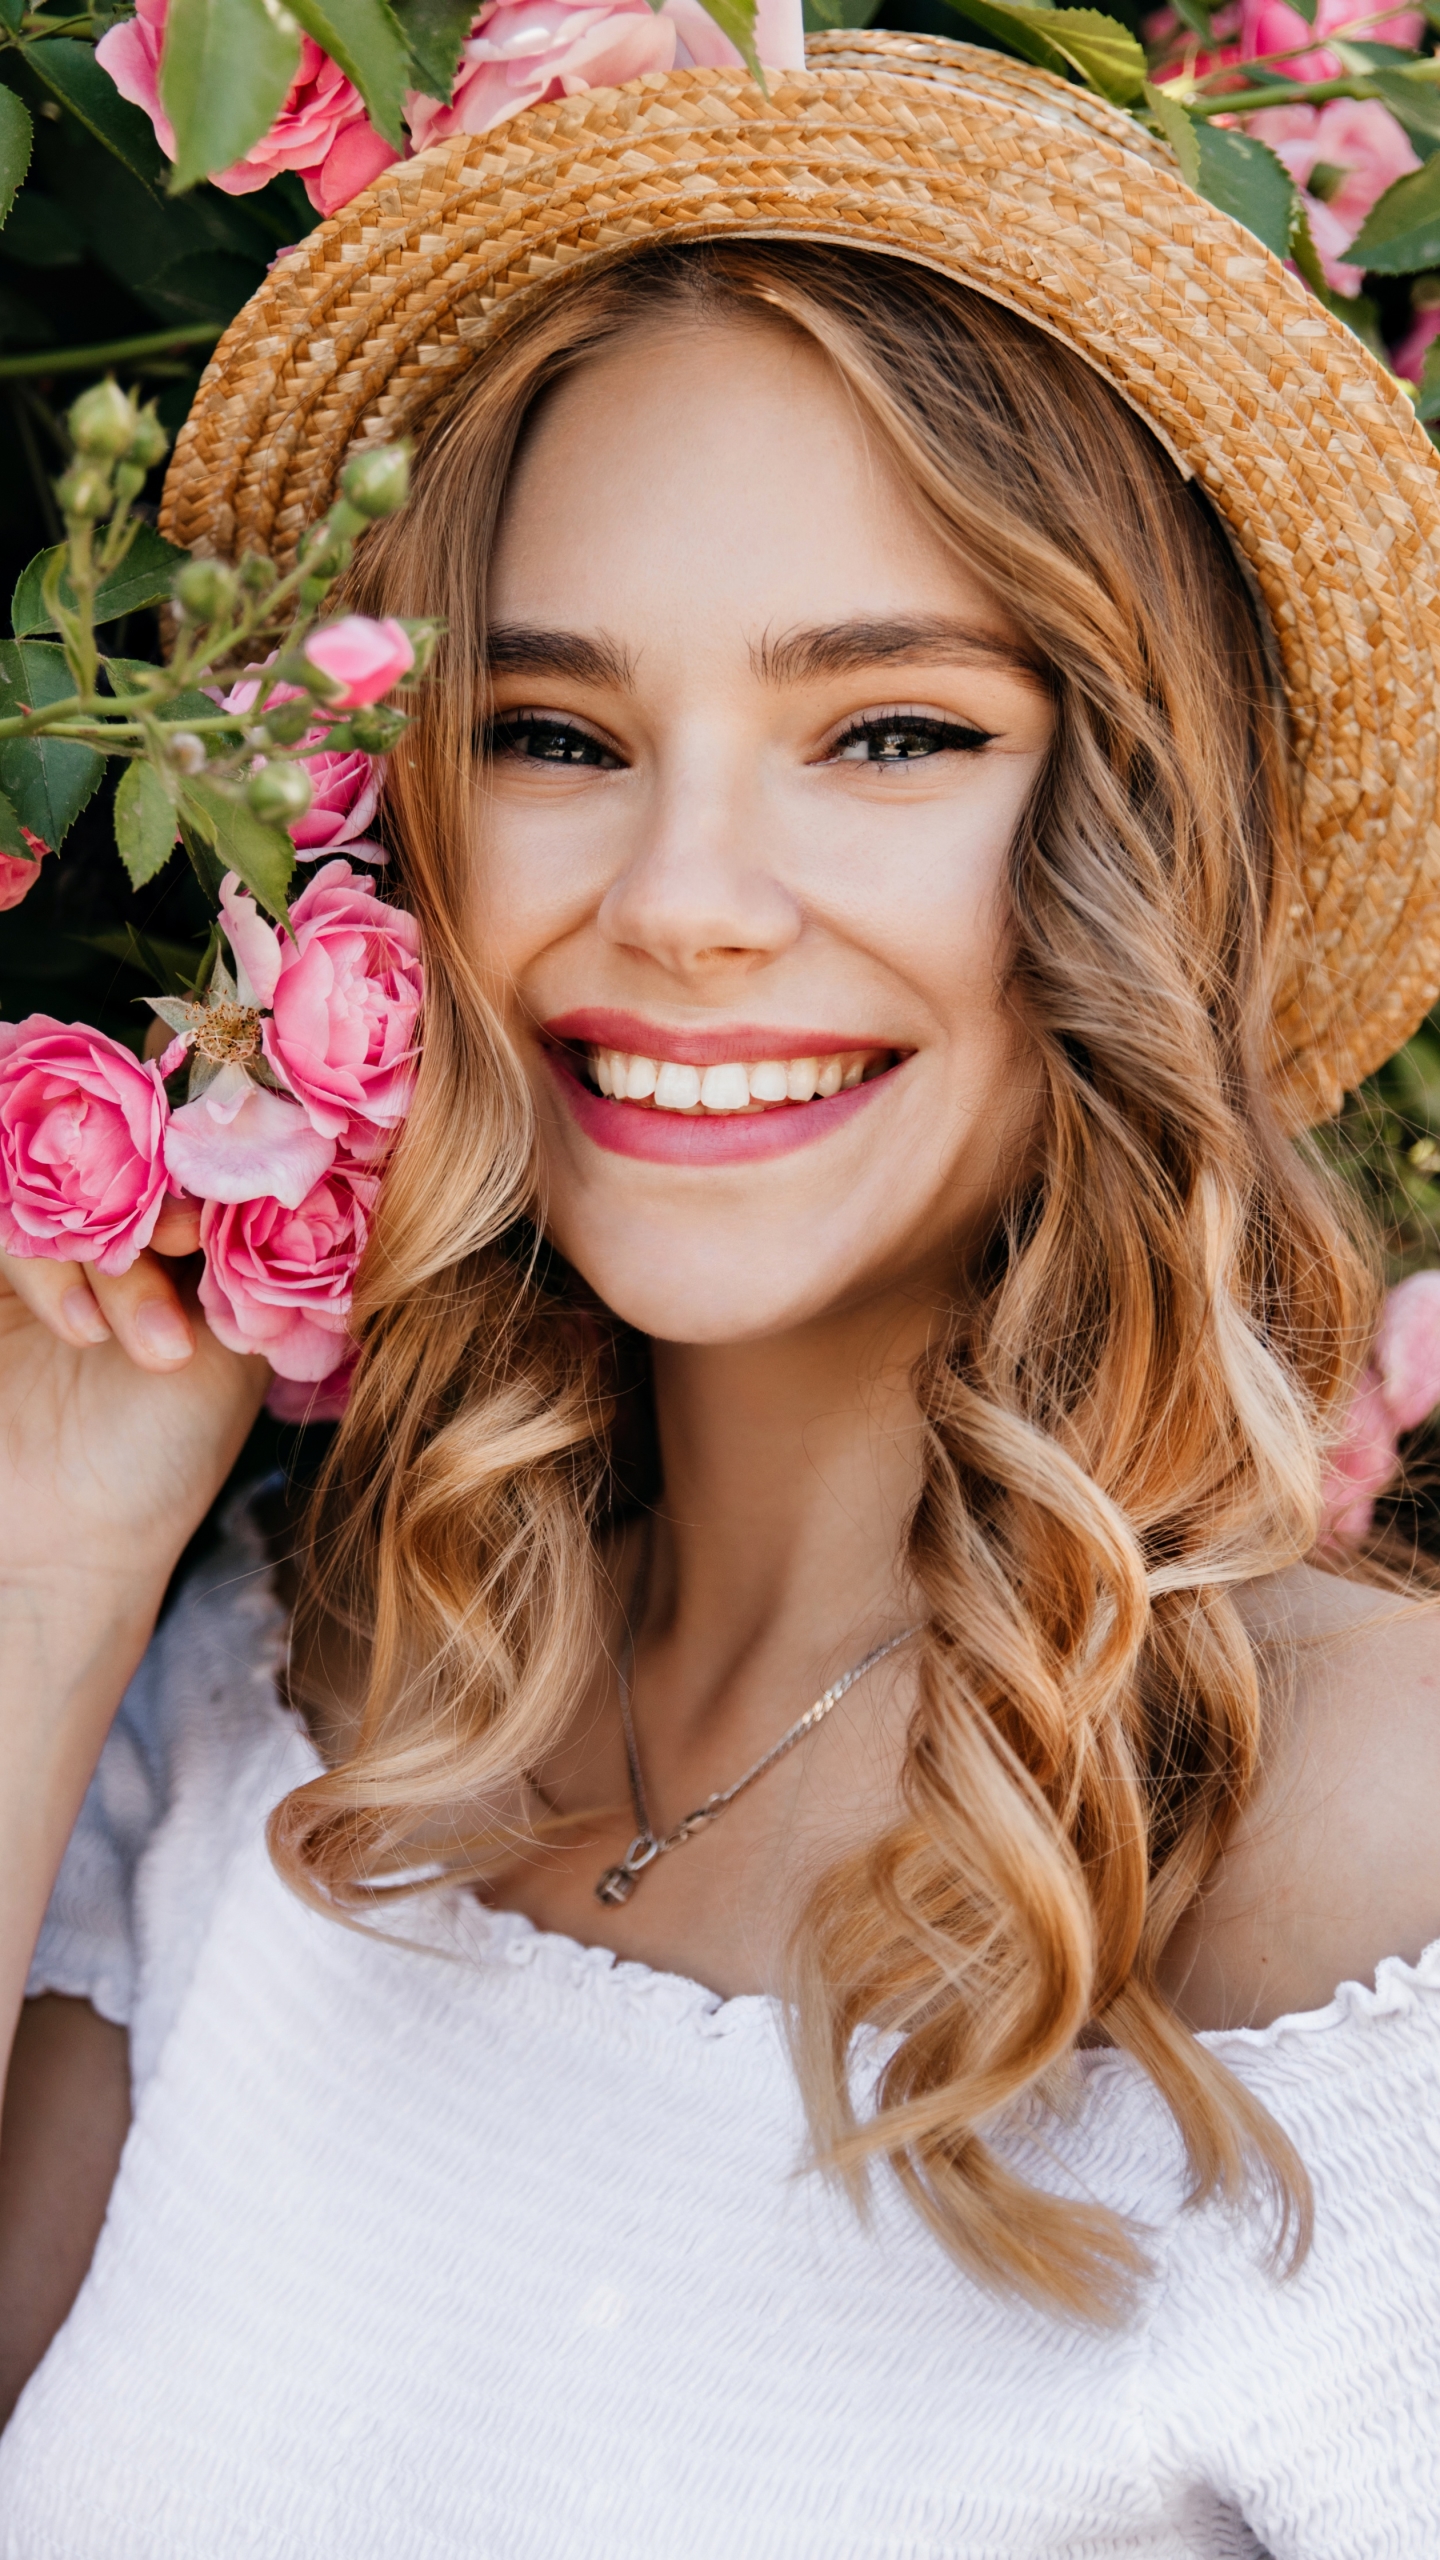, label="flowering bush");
[220,866,423,1159]
[1322,1273,1440,1540]
[198,1158,379,1381]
